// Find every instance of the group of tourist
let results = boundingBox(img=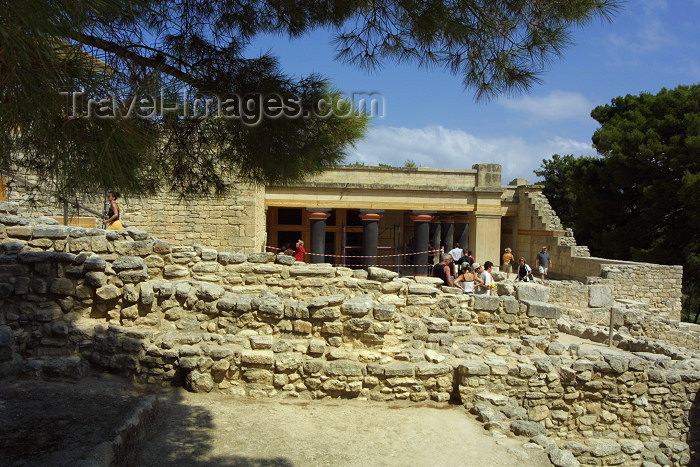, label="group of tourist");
[431,243,554,295]
[279,239,307,262]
